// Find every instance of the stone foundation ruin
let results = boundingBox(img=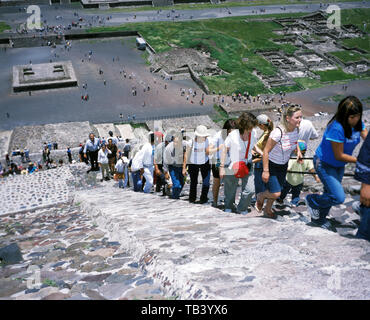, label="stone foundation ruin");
[12,61,78,92]
[253,12,369,88]
[149,47,226,93]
